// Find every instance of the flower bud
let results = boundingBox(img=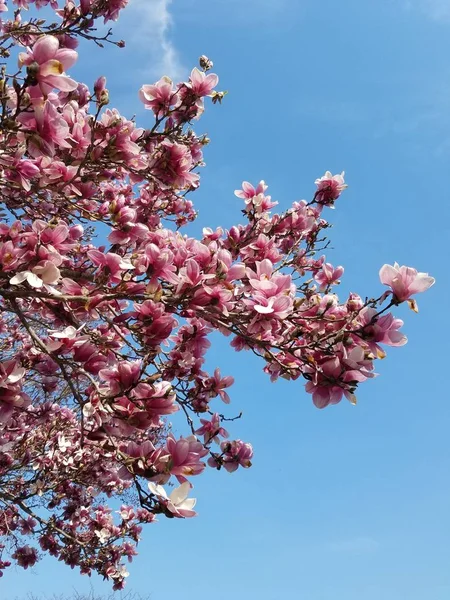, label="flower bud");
[199,55,213,71]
